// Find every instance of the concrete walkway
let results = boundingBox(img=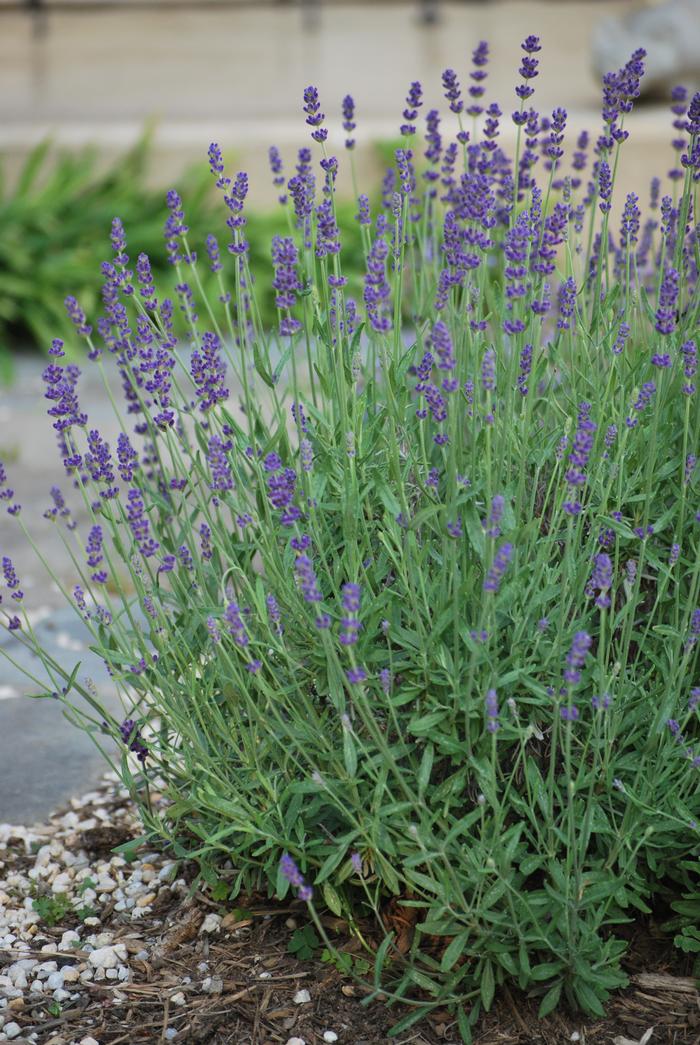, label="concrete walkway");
[0,359,126,824]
